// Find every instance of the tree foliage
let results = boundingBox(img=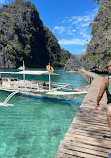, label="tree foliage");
[93,0,101,4]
